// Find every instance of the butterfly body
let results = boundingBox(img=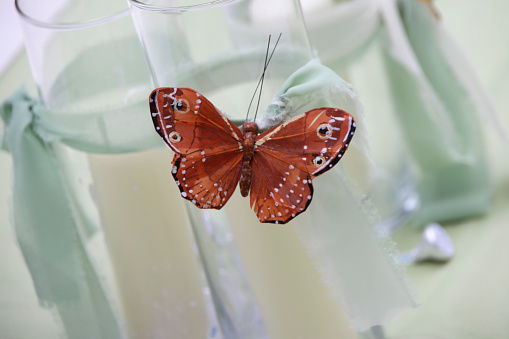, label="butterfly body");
[150,87,355,224]
[240,121,258,197]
